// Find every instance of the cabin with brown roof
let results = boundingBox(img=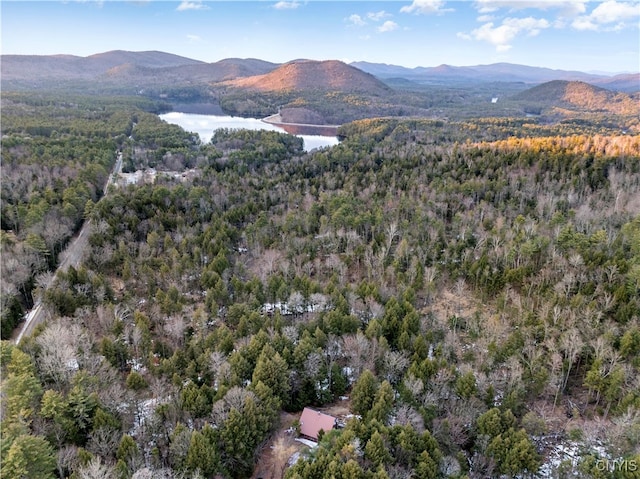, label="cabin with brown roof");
[299,407,336,441]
